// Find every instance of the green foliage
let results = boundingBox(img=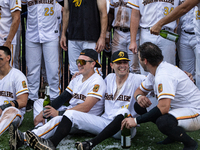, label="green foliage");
[0,111,200,150]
